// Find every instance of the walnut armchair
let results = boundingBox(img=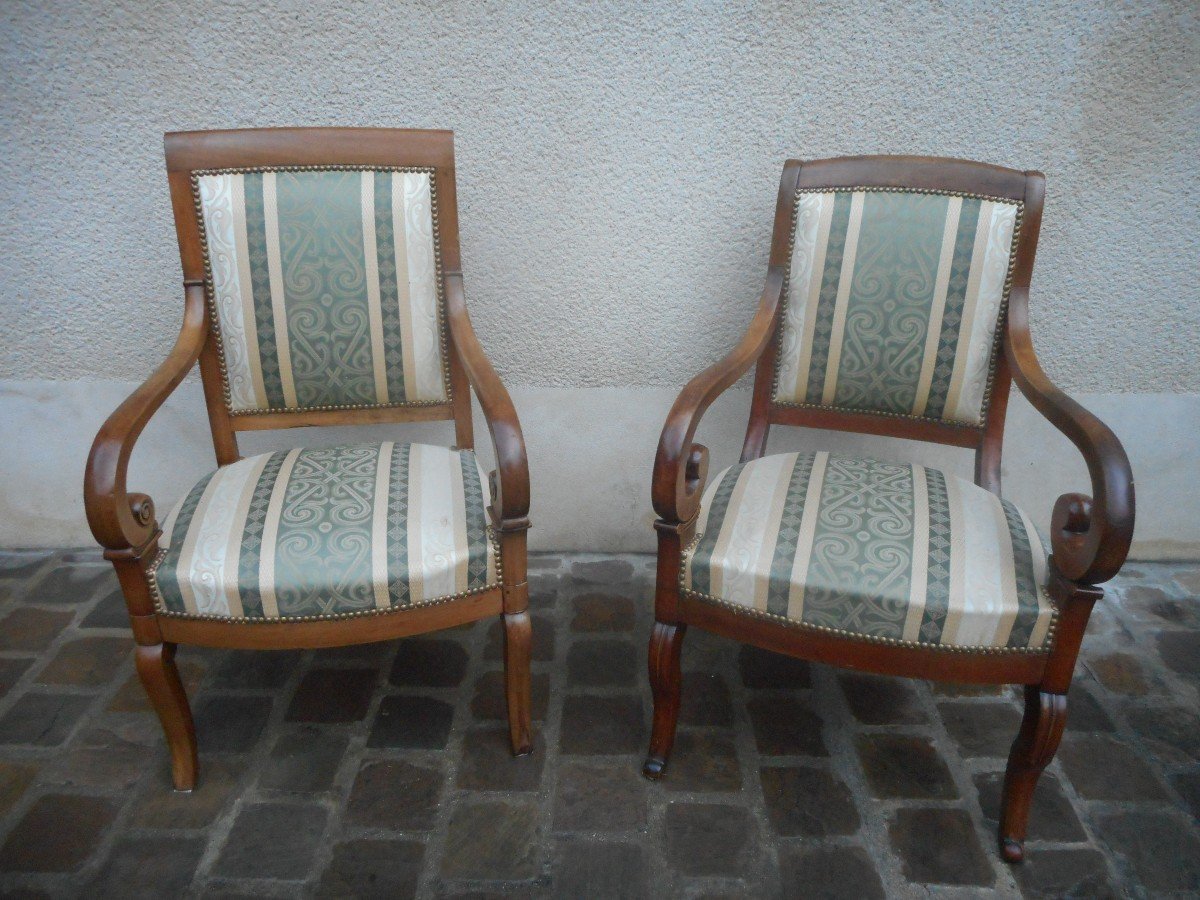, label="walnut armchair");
[84,128,533,792]
[644,156,1134,863]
